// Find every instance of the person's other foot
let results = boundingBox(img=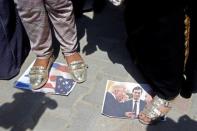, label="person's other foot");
[65,52,88,83]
